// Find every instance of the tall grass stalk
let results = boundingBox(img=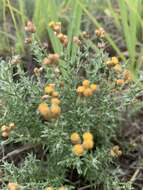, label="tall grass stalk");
[77,0,126,61]
[6,0,24,52]
[107,0,143,75]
